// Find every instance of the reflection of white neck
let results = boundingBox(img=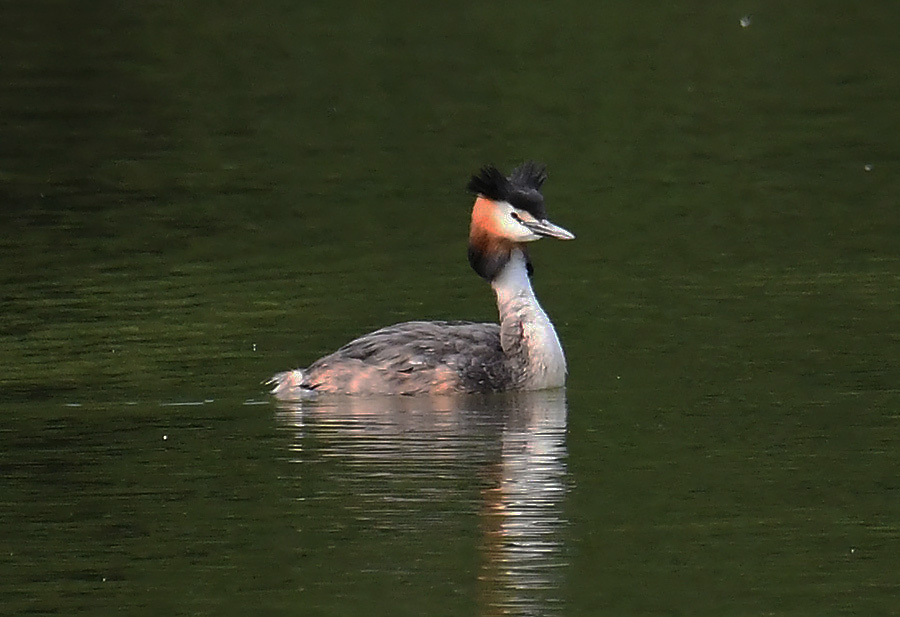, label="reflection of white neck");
[482,390,568,613]
[491,249,567,390]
